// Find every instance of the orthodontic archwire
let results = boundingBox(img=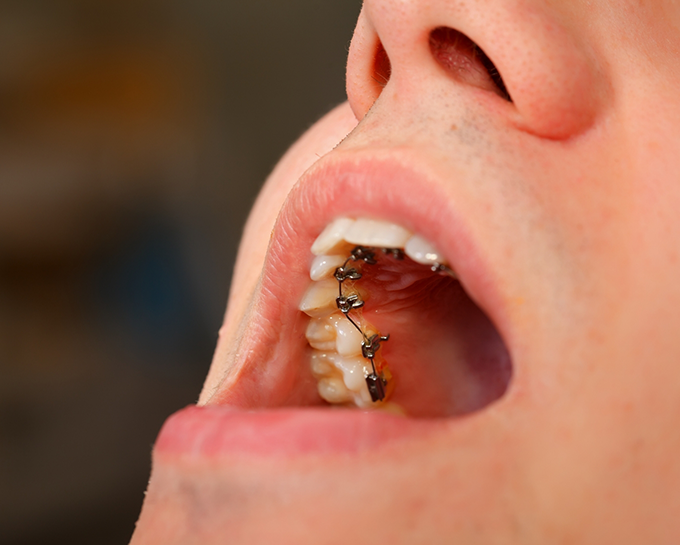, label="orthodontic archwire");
[334,246,403,403]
